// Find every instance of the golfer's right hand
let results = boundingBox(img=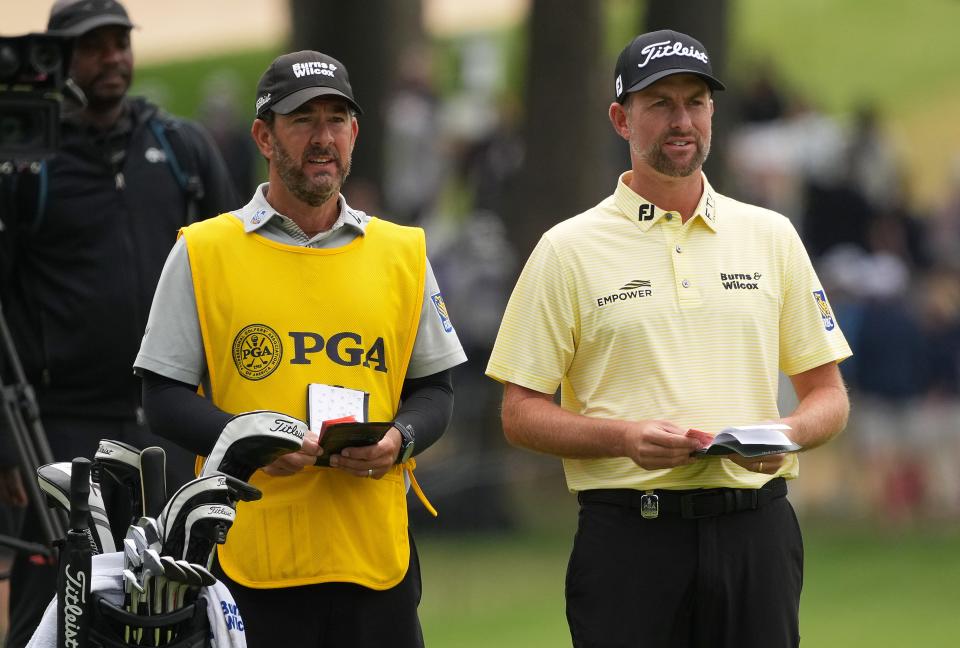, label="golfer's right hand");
[261,430,322,477]
[623,420,704,470]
